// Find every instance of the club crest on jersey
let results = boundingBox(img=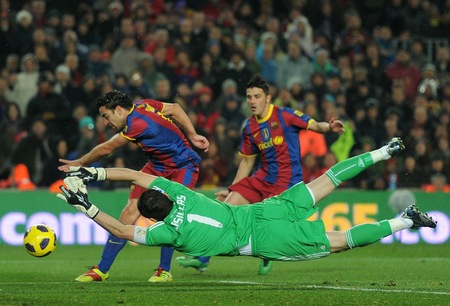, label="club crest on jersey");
[262,128,269,141]
[270,121,279,130]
